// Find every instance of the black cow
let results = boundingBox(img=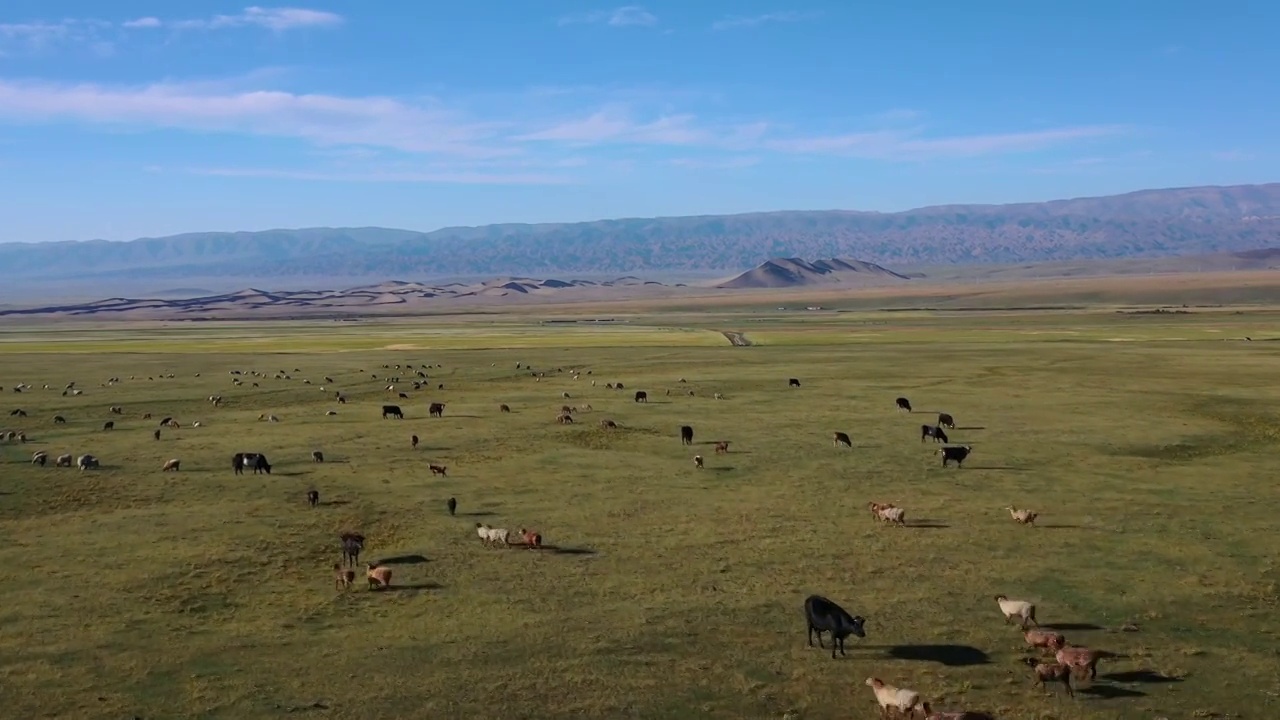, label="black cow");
[634,391,647,403]
[447,497,457,516]
[789,378,801,387]
[939,445,972,468]
[339,532,365,567]
[937,413,956,429]
[803,594,867,659]
[153,429,161,441]
[382,404,404,419]
[680,425,694,445]
[429,402,445,417]
[233,452,272,475]
[896,397,912,412]
[307,489,319,507]
[10,409,26,417]
[411,434,419,449]
[921,424,948,443]
[102,421,114,431]
[312,450,324,463]
[398,392,409,399]
[159,416,172,426]
[832,431,852,448]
